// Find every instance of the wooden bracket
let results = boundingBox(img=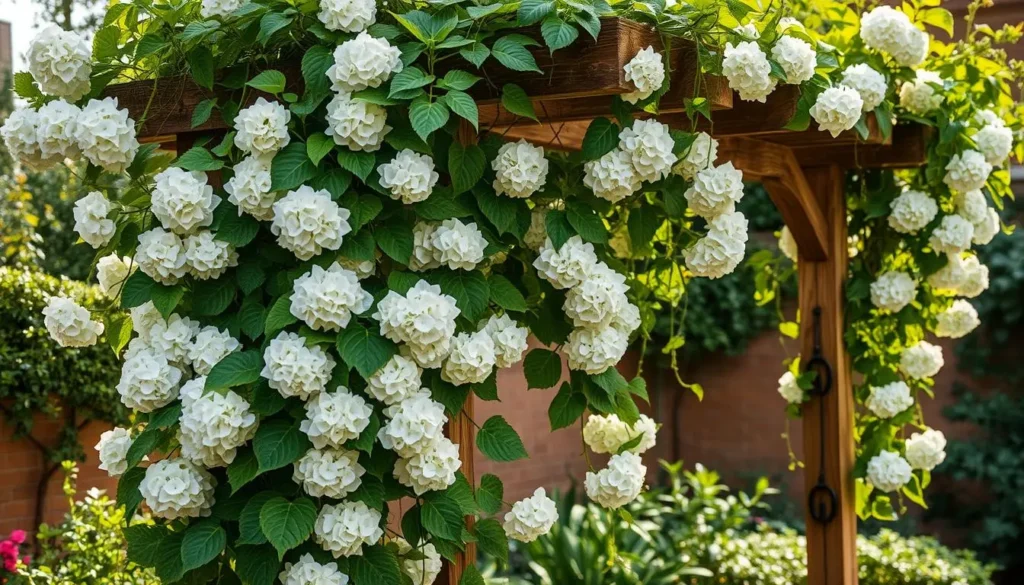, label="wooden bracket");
[718,137,829,261]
